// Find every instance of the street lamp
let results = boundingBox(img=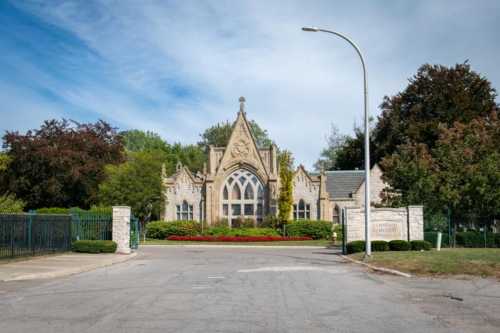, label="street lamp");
[302,26,371,257]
